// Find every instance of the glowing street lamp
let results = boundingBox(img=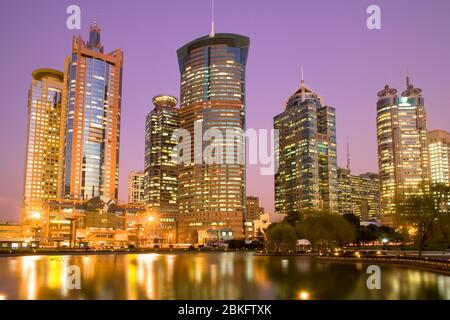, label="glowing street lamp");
[30,211,41,220]
[297,290,310,300]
